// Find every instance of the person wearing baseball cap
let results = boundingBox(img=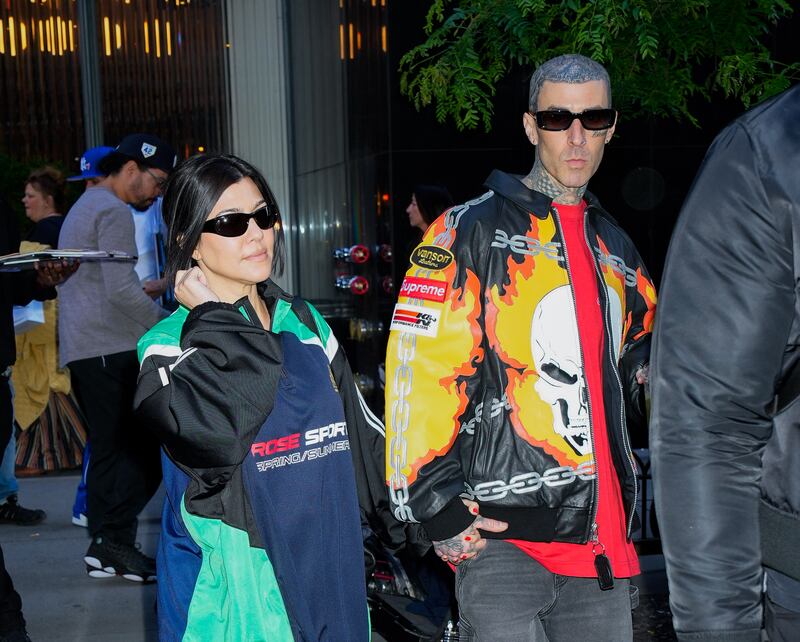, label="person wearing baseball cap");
[94,133,177,211]
[66,146,114,187]
[57,132,176,583]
